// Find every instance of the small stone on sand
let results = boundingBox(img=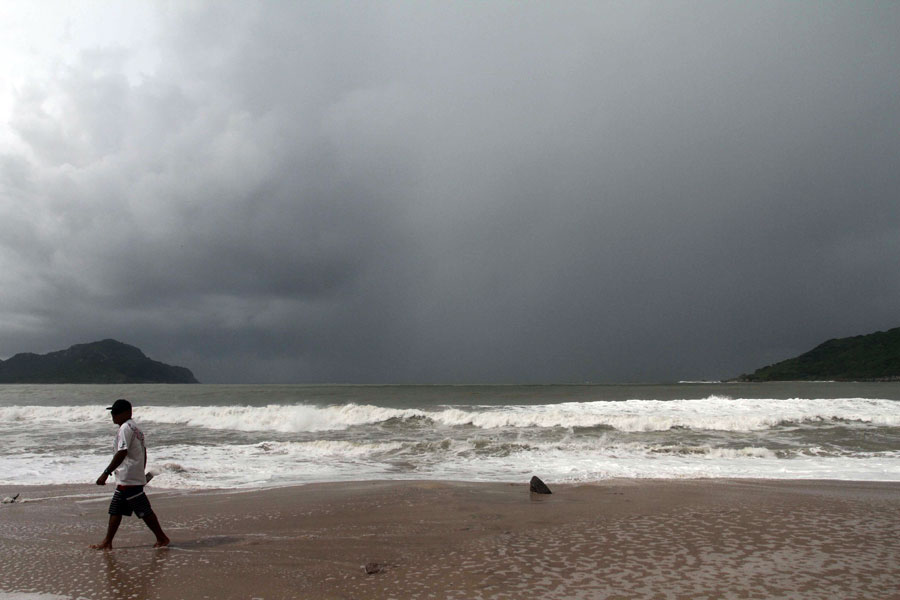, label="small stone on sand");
[365,562,384,575]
